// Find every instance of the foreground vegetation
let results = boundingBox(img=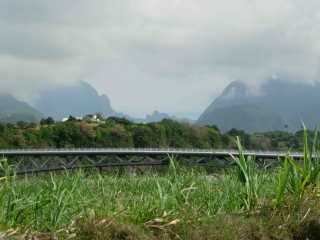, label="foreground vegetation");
[0,128,320,239]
